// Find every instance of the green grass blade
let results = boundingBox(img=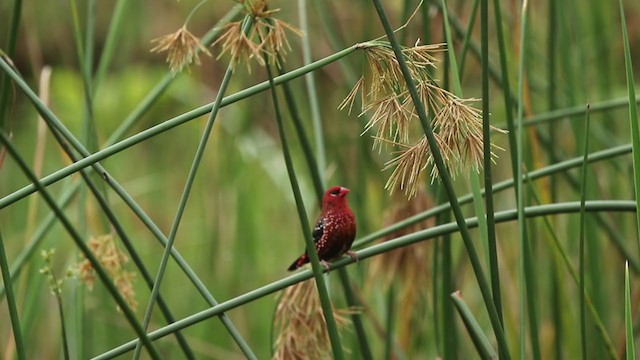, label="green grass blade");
[626,261,635,360]
[619,0,640,256]
[480,0,503,329]
[0,0,22,130]
[298,0,326,172]
[264,60,345,360]
[579,106,591,359]
[277,58,373,358]
[515,1,530,358]
[0,231,25,360]
[134,17,256,357]
[94,0,128,91]
[384,285,395,360]
[451,291,498,359]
